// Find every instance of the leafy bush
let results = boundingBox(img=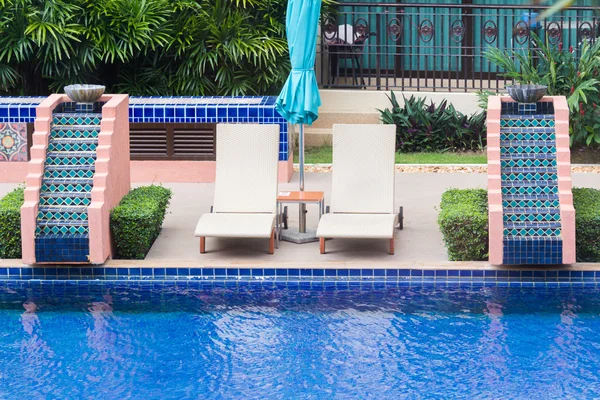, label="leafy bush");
[438,187,600,262]
[573,187,600,262]
[110,185,172,259]
[437,188,488,261]
[483,32,600,146]
[0,187,24,259]
[379,93,487,152]
[0,0,334,96]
